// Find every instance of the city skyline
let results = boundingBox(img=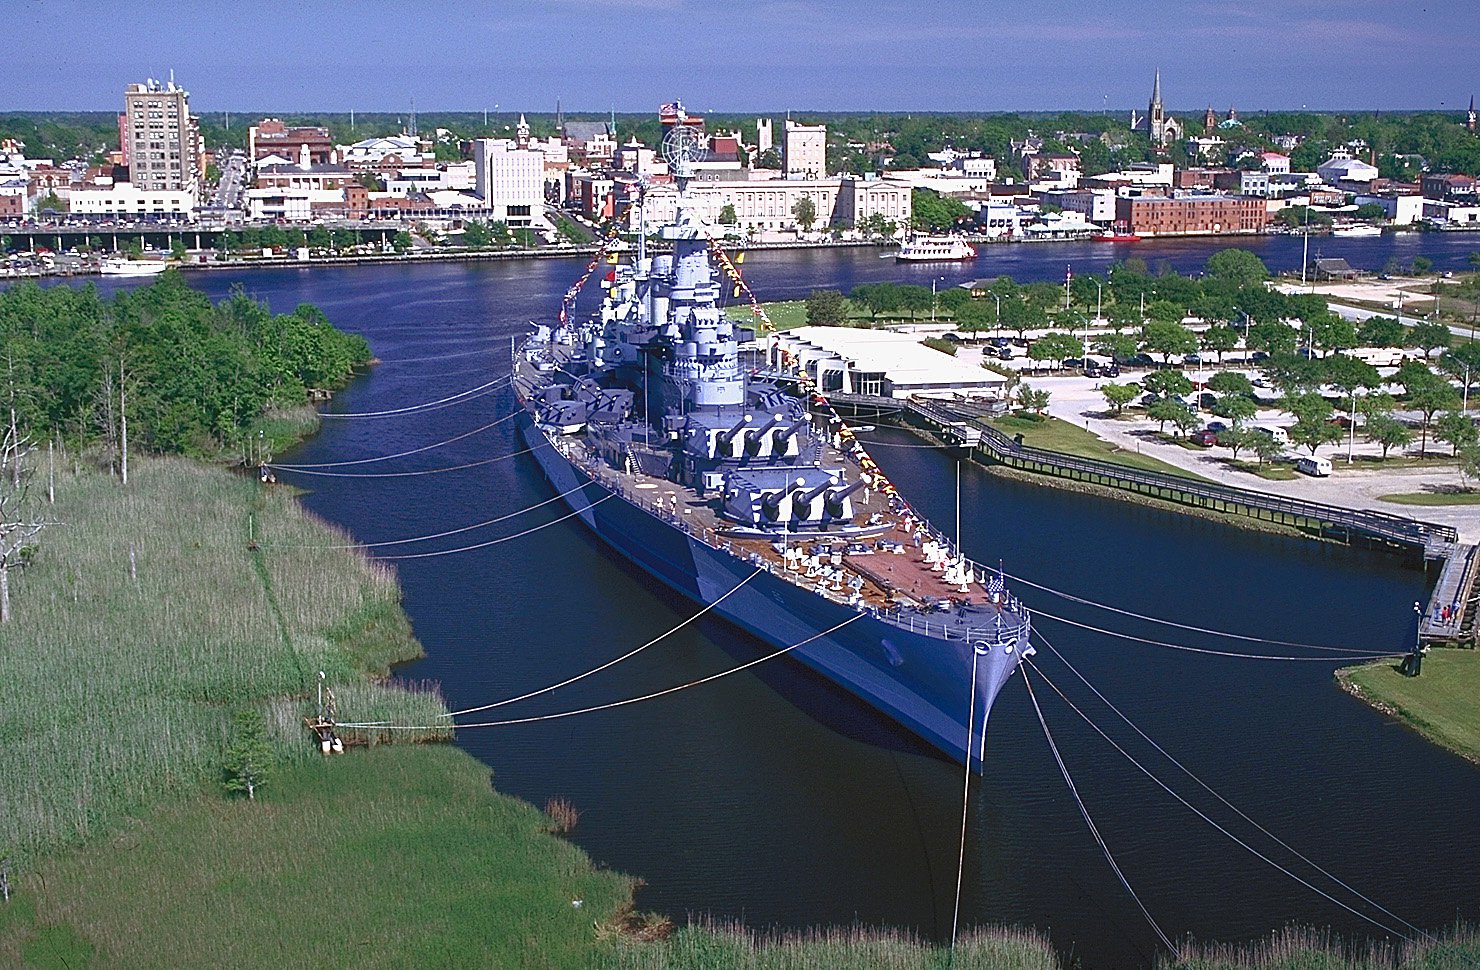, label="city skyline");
[6,0,1479,114]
